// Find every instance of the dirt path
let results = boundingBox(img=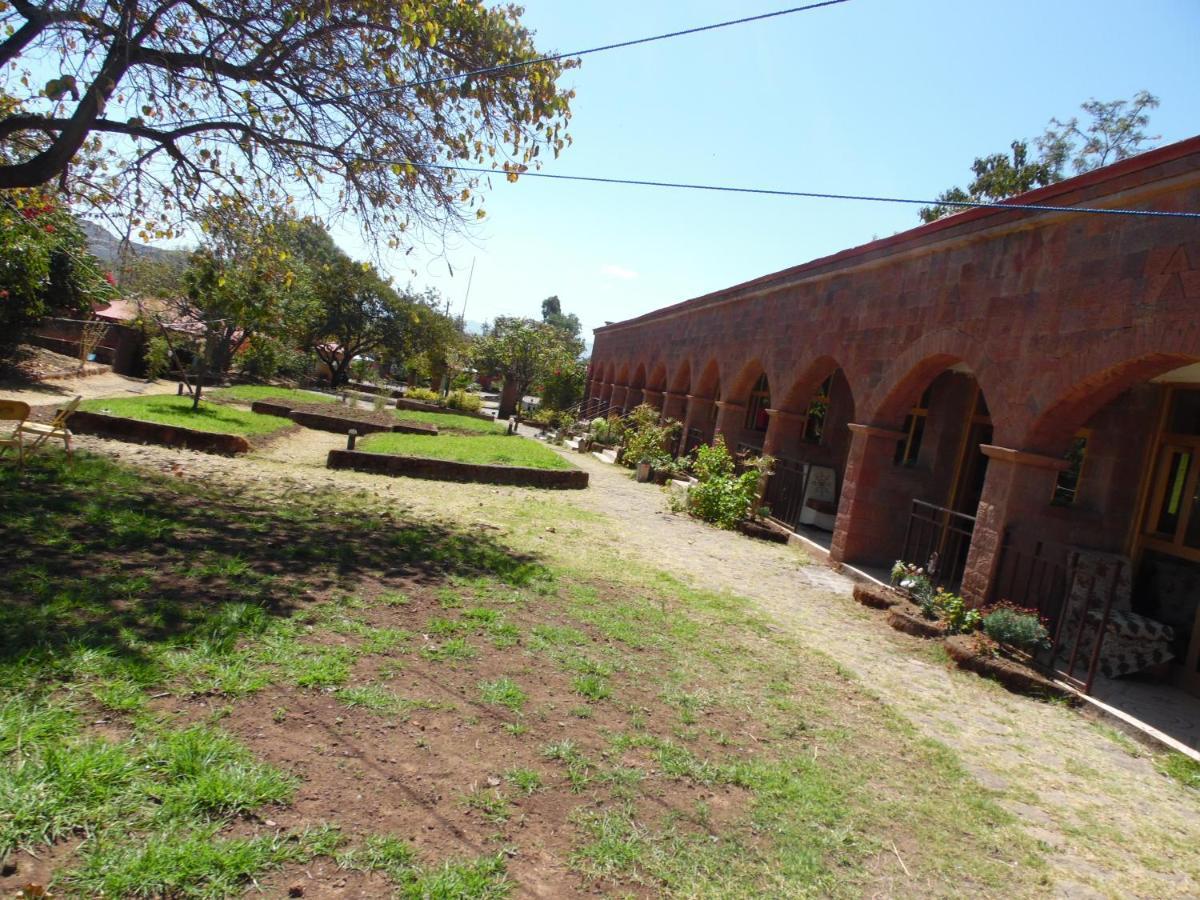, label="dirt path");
[0,371,178,404]
[59,419,1200,898]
